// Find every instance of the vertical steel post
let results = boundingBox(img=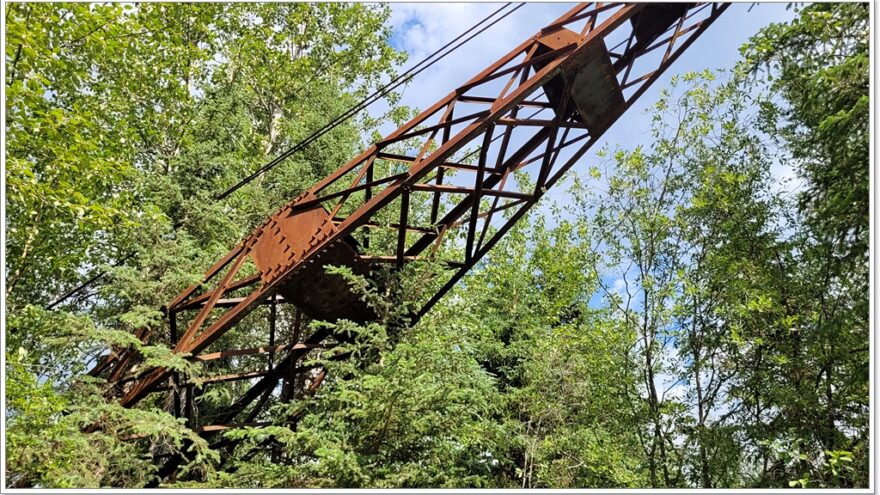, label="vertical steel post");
[94,4,730,438]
